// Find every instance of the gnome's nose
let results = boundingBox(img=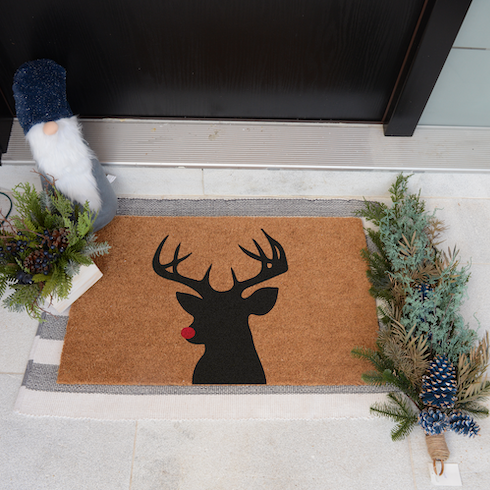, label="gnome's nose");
[43,121,59,135]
